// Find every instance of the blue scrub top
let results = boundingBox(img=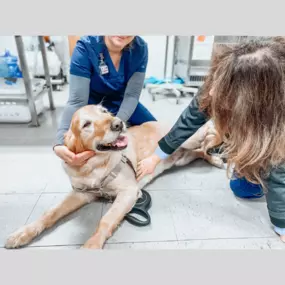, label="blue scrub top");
[70,36,148,105]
